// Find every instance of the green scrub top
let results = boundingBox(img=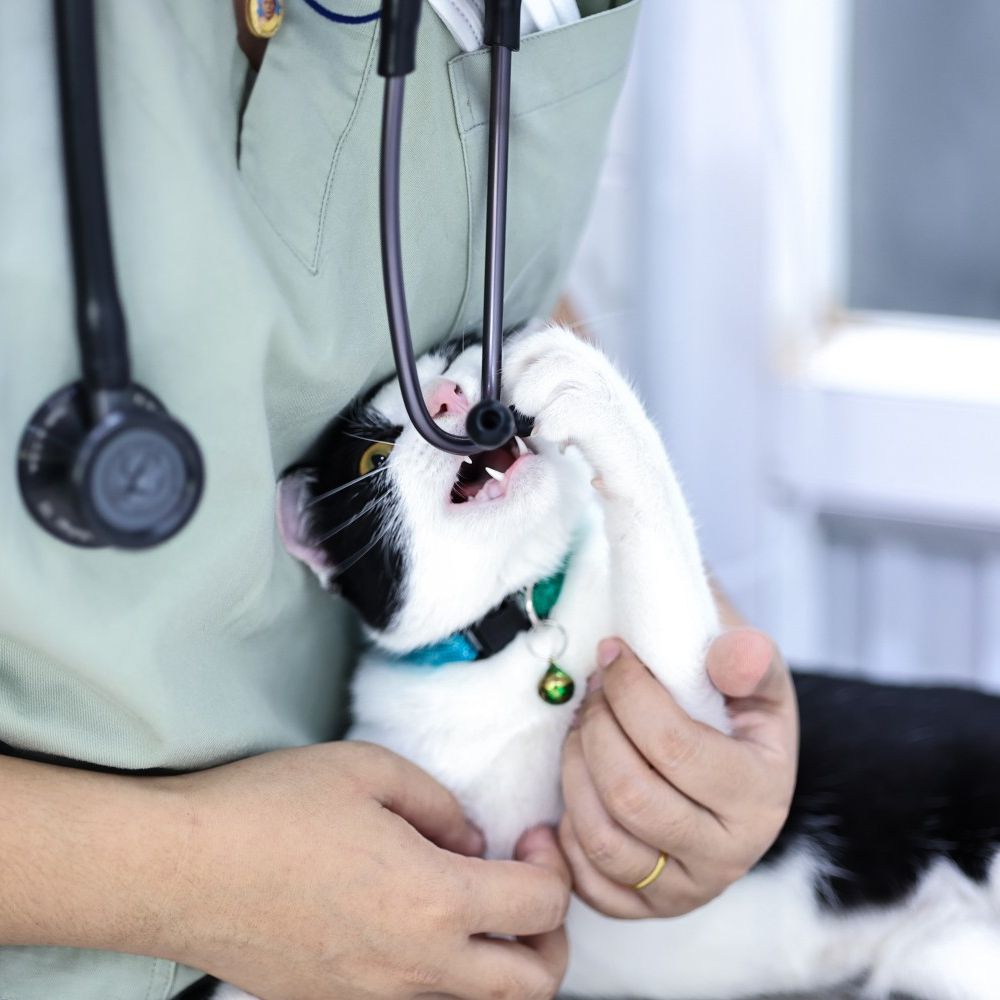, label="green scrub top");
[0,1,638,996]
